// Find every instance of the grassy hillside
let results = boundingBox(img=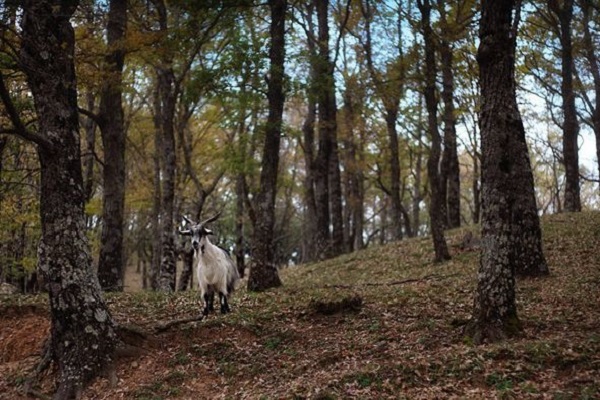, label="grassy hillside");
[1,212,599,399]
